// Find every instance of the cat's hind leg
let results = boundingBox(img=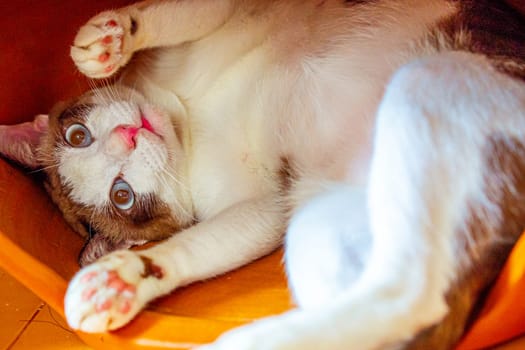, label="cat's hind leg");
[285,185,371,309]
[198,52,525,350]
